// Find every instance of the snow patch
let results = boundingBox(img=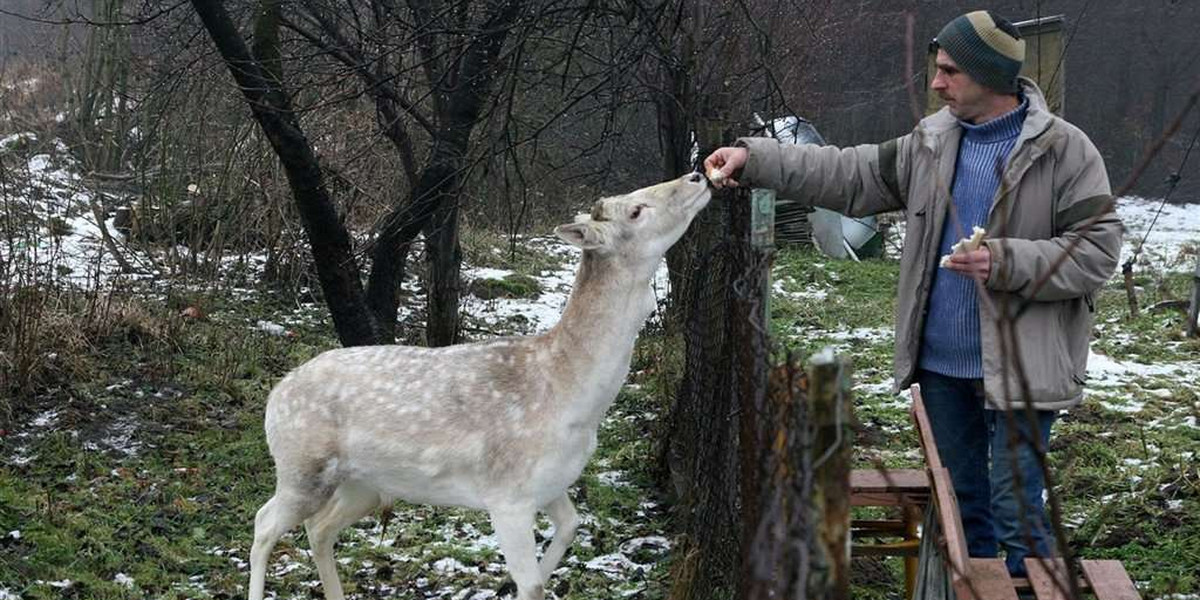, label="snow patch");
[432,557,475,575]
[1086,349,1200,387]
[1117,197,1200,273]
